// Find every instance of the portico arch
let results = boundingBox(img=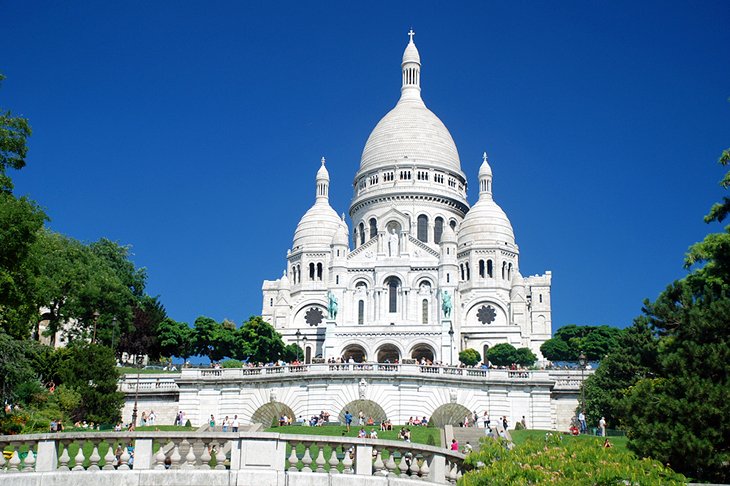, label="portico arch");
[342,344,367,363]
[410,343,435,363]
[429,403,472,427]
[339,400,387,424]
[251,401,295,427]
[376,343,401,363]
